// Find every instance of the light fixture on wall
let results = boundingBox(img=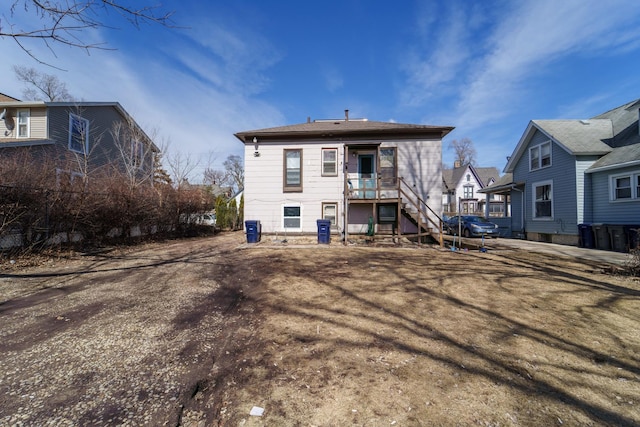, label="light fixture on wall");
[253,137,260,157]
